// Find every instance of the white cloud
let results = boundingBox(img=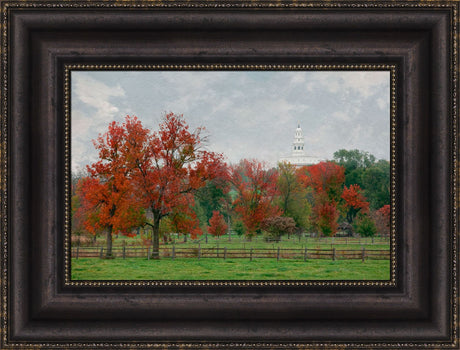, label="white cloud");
[71,73,127,172]
[312,71,389,98]
[71,71,390,173]
[72,73,125,122]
